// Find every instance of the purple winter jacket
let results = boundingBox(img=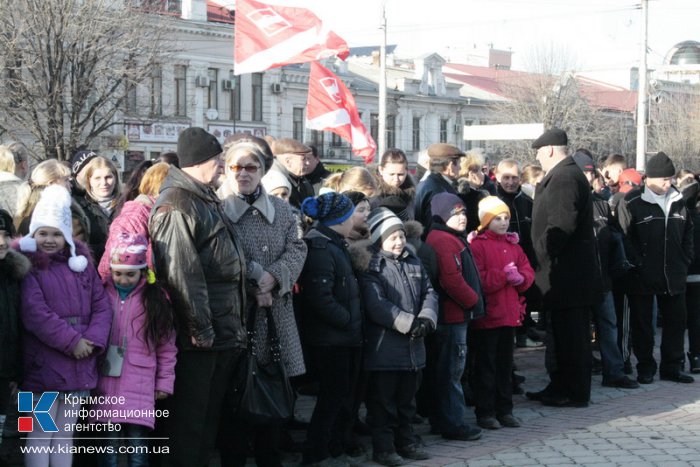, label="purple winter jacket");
[17,241,112,392]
